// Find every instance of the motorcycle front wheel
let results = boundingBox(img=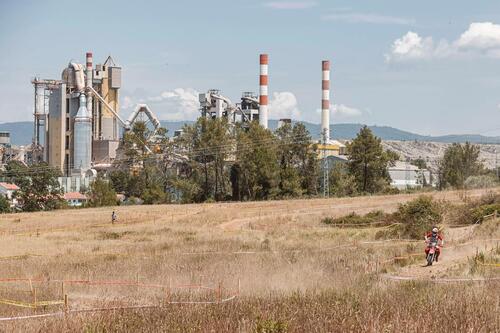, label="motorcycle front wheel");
[427,253,434,266]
